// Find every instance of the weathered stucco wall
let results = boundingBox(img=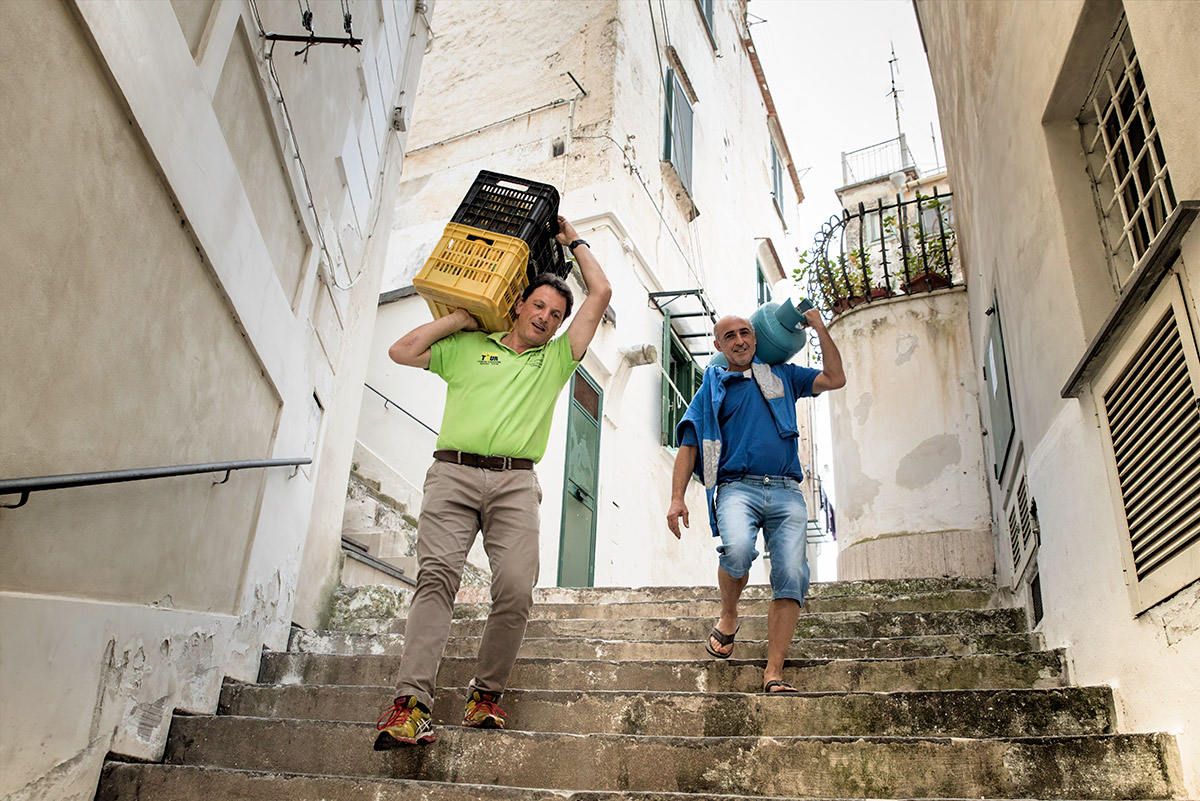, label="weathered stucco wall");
[362,0,811,589]
[0,1,430,798]
[916,0,1200,792]
[828,288,992,579]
